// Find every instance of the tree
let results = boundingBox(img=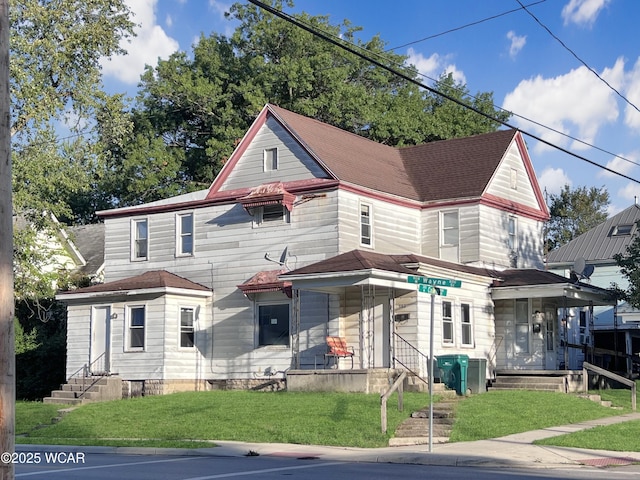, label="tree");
[116,0,510,206]
[614,236,640,309]
[545,184,610,253]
